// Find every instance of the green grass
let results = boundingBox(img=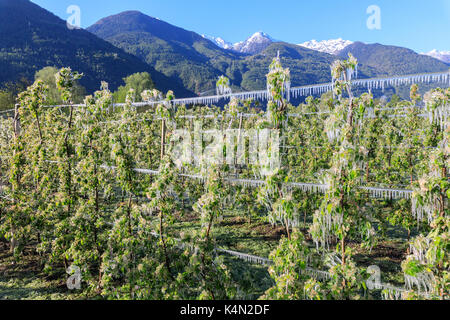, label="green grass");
[0,242,88,300]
